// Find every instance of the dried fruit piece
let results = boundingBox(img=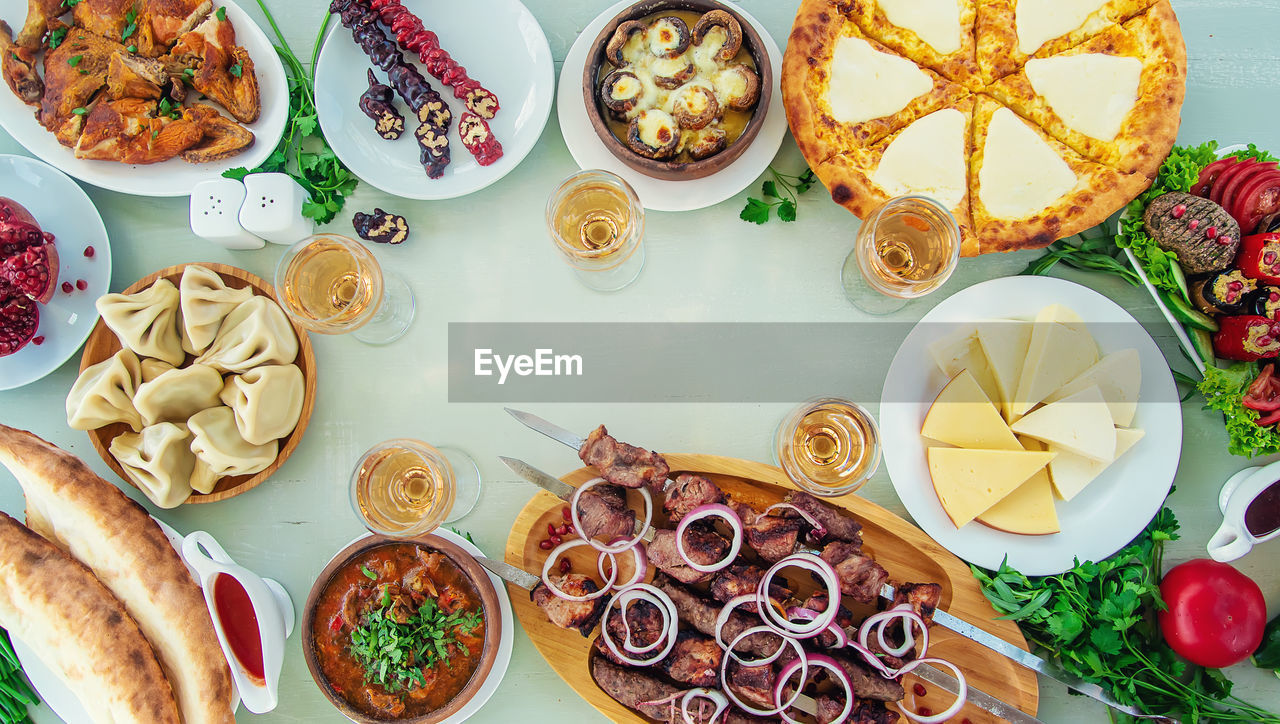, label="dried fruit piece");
[358,68,405,141]
[352,208,409,244]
